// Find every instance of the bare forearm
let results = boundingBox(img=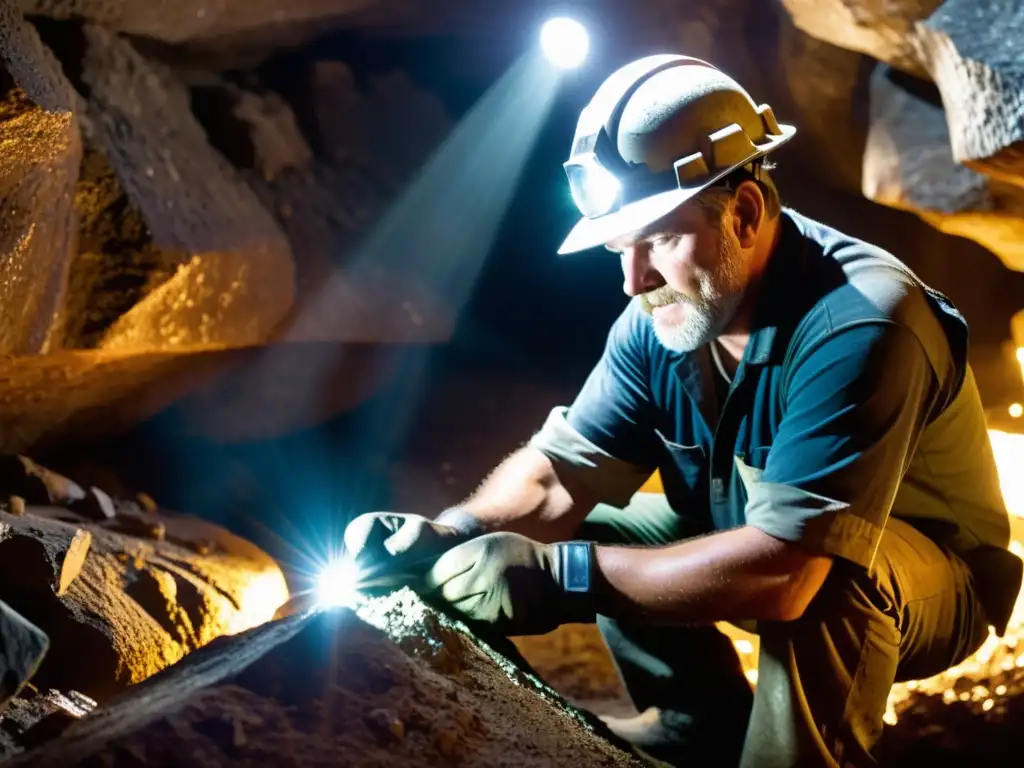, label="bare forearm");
[456,447,597,542]
[594,526,833,623]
